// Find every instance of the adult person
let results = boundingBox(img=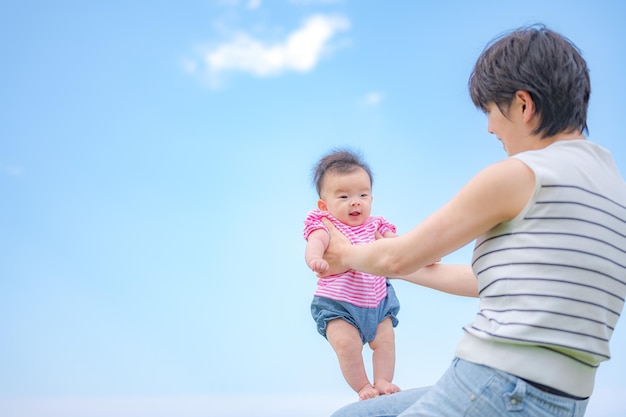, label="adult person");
[324,24,626,417]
